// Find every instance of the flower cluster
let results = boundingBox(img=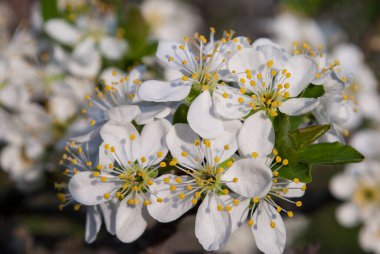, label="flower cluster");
[62,29,364,254]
